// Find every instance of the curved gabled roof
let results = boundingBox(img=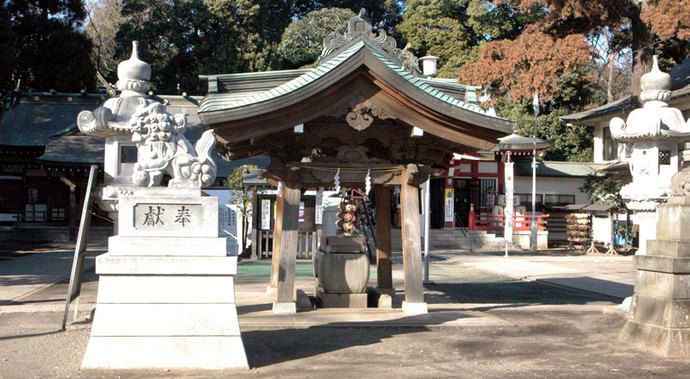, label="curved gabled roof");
[198,41,514,136]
